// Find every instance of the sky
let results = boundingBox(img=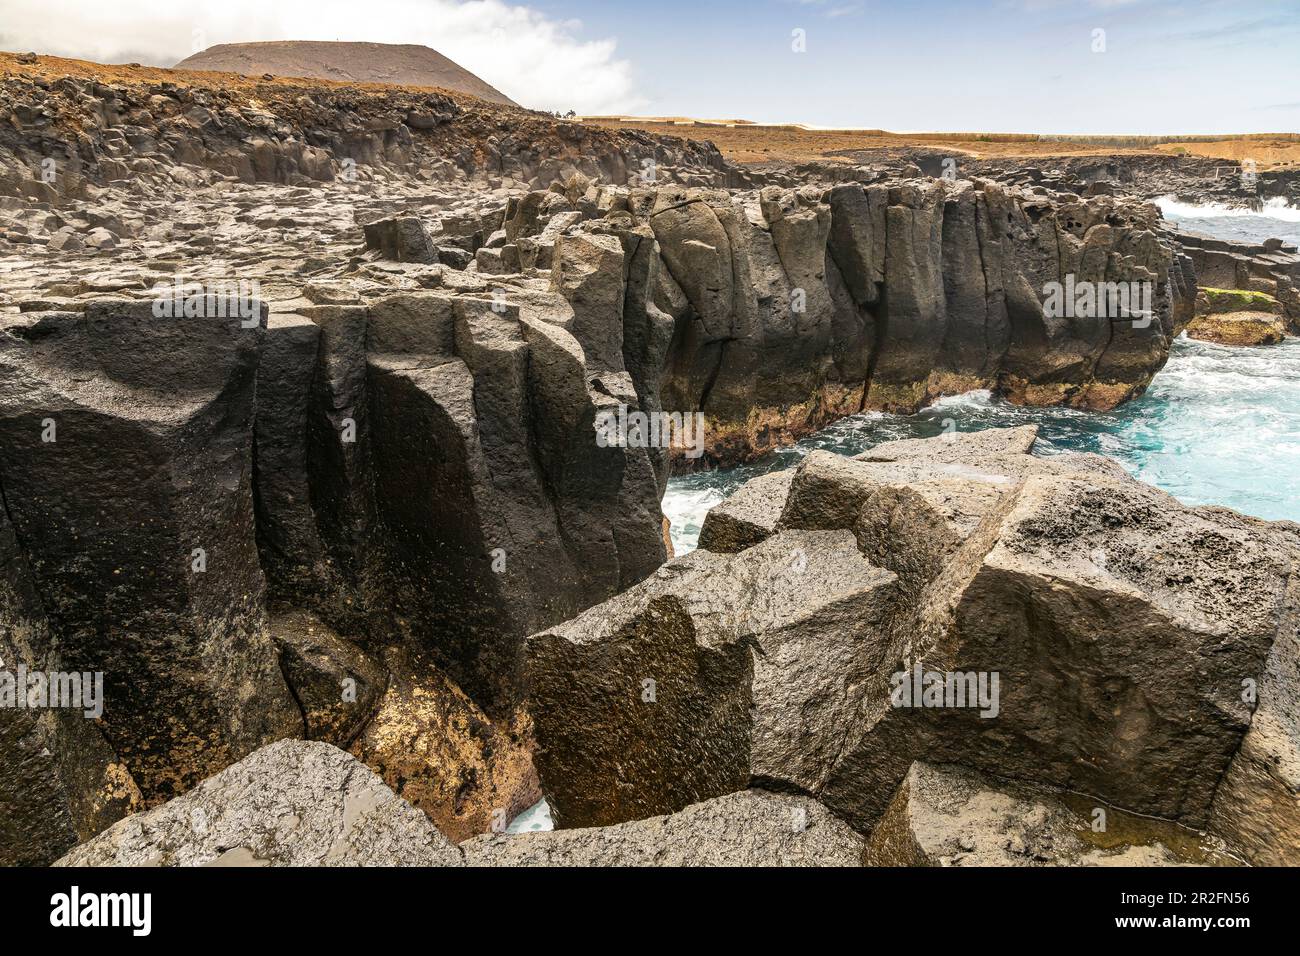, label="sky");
[1,0,1297,133]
